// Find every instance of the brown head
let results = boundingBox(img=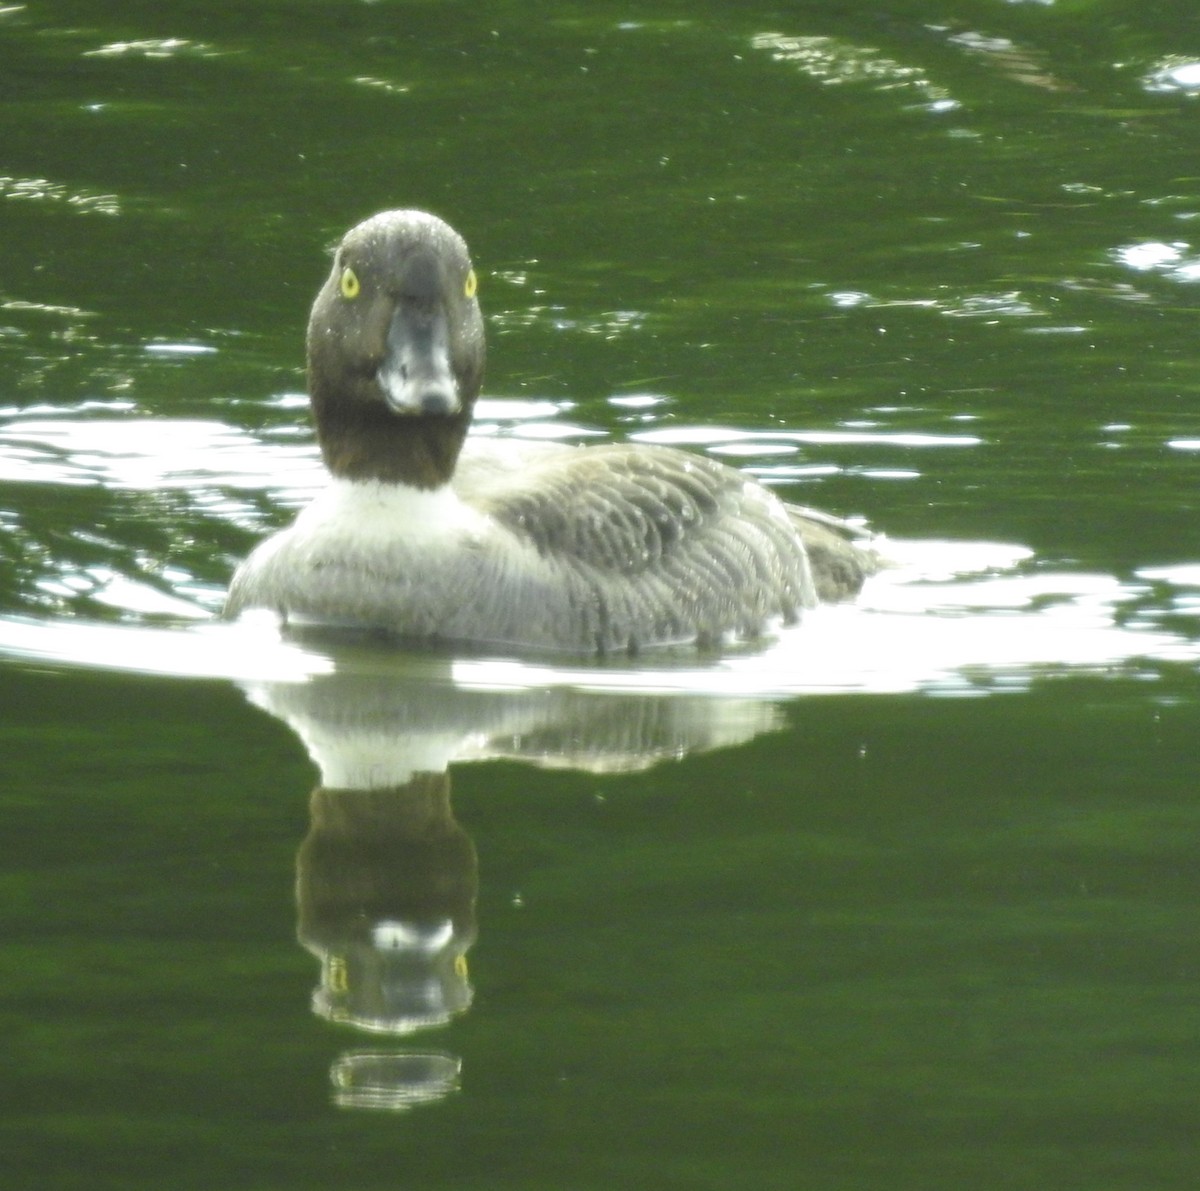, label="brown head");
[306,210,486,488]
